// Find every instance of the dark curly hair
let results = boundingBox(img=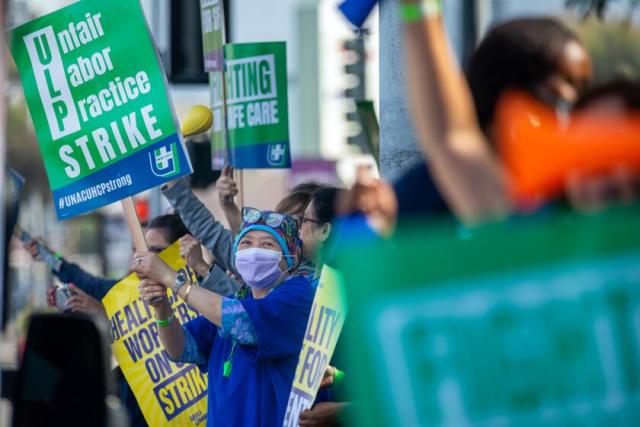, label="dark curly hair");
[467,17,582,135]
